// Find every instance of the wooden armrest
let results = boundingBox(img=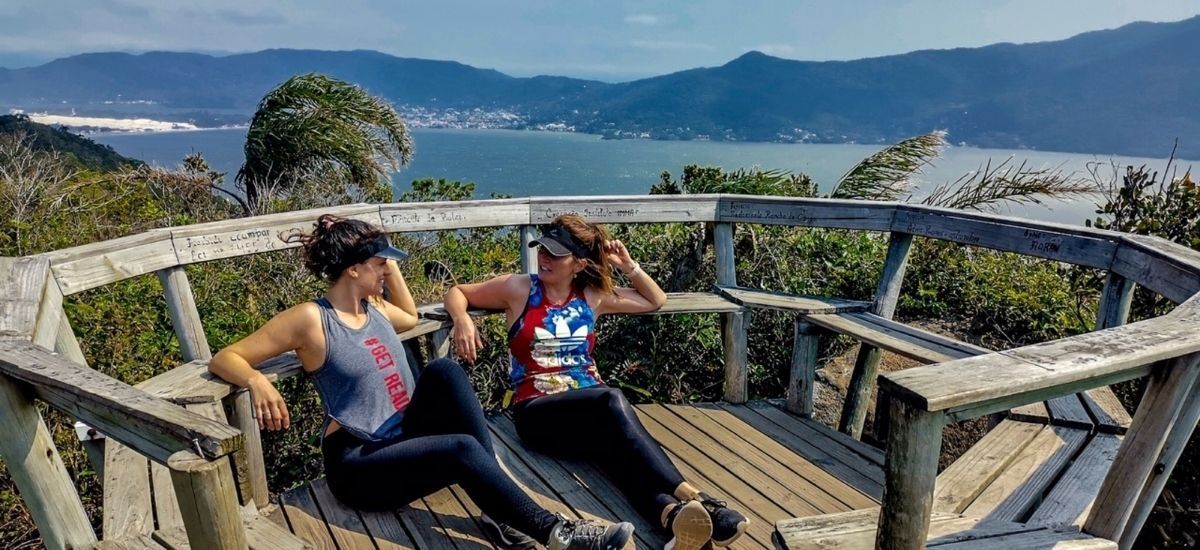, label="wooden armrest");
[879,315,1199,421]
[0,340,242,464]
[715,285,870,314]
